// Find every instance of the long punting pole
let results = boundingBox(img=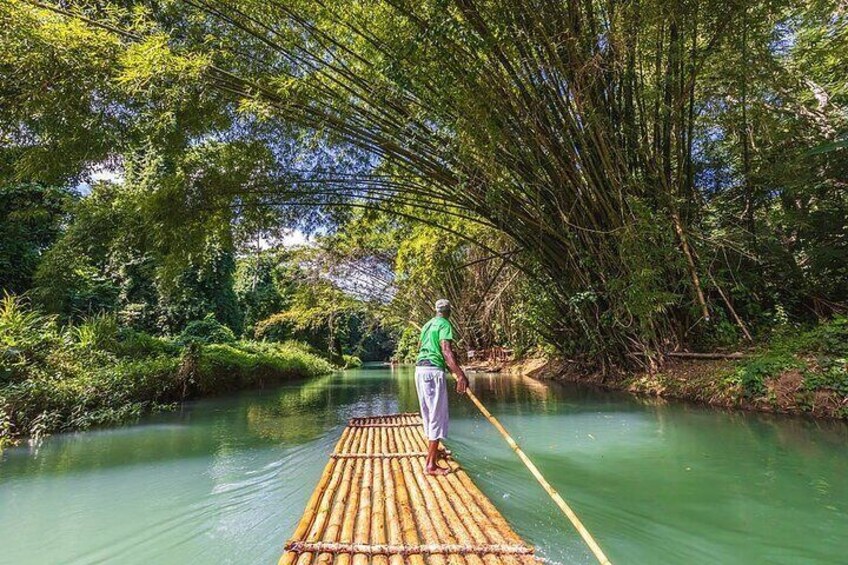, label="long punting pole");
[459,381,613,565]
